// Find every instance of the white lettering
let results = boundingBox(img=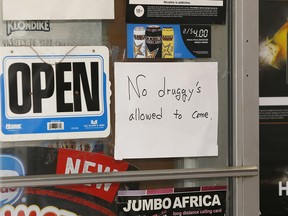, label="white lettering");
[142,199,153,211]
[121,195,220,212]
[65,158,80,174]
[123,200,132,212]
[132,200,142,212]
[198,195,203,206]
[154,198,162,210]
[182,196,190,208]
[162,198,172,209]
[96,165,118,191]
[190,196,199,207]
[212,195,221,206]
[83,161,96,187]
[202,195,212,206]
[5,124,22,130]
[64,157,118,192]
[122,198,172,212]
[173,197,183,208]
[6,20,50,36]
[279,181,288,196]
[83,161,96,173]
